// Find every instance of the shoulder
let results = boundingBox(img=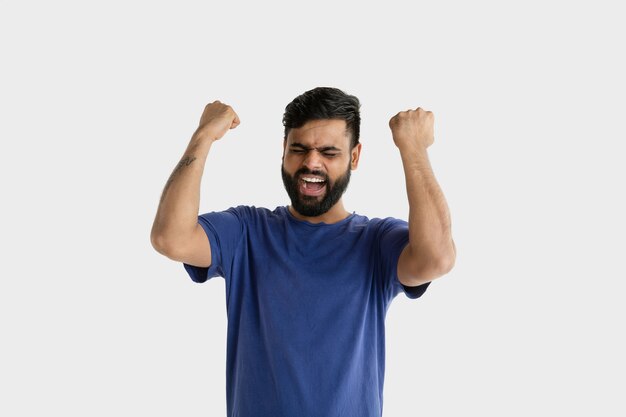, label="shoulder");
[216,205,288,231]
[357,214,408,234]
[338,214,408,246]
[197,206,274,231]
[221,205,275,219]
